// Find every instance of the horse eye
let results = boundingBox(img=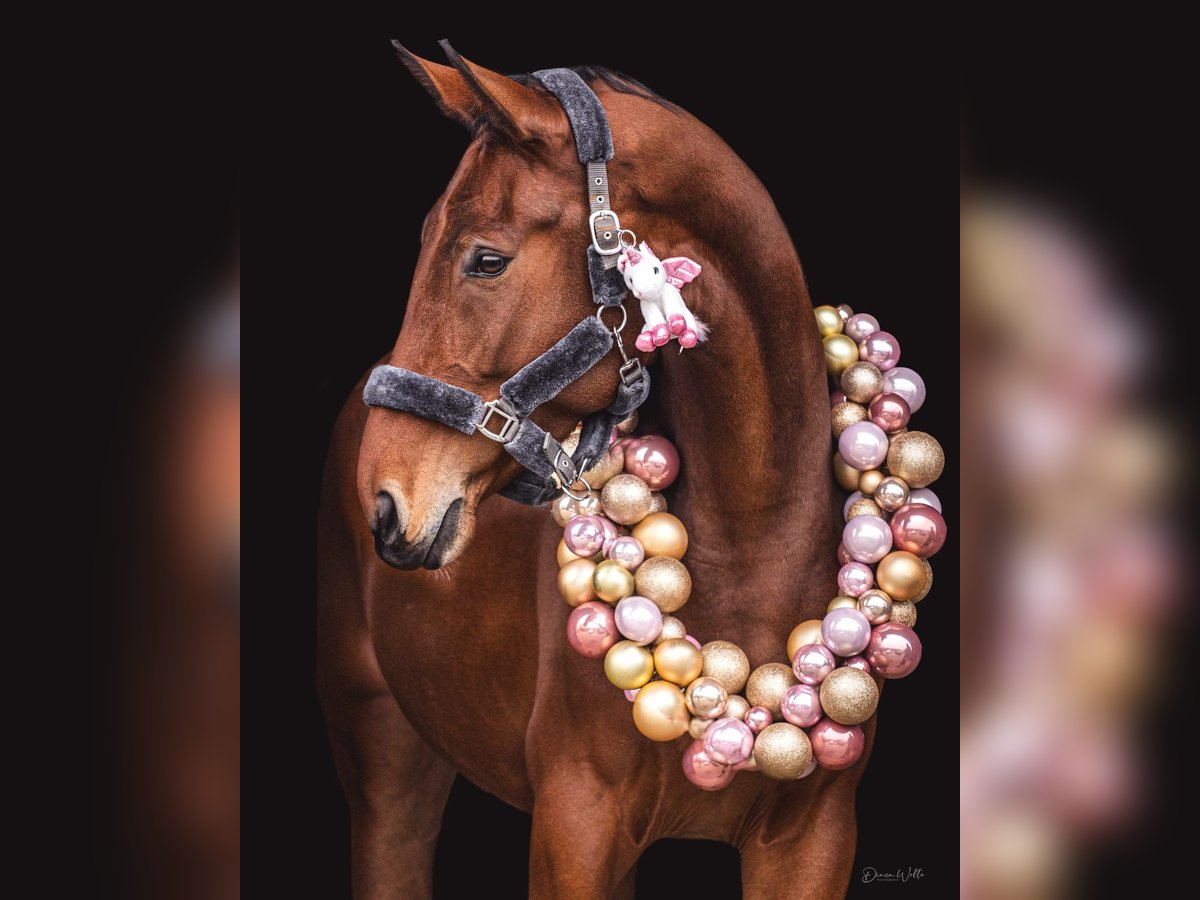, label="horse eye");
[653,266,659,274]
[469,253,509,277]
